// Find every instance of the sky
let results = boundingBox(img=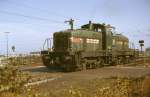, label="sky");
[0,0,150,54]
